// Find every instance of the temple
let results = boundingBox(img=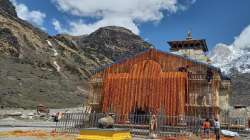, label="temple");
[88,35,231,122]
